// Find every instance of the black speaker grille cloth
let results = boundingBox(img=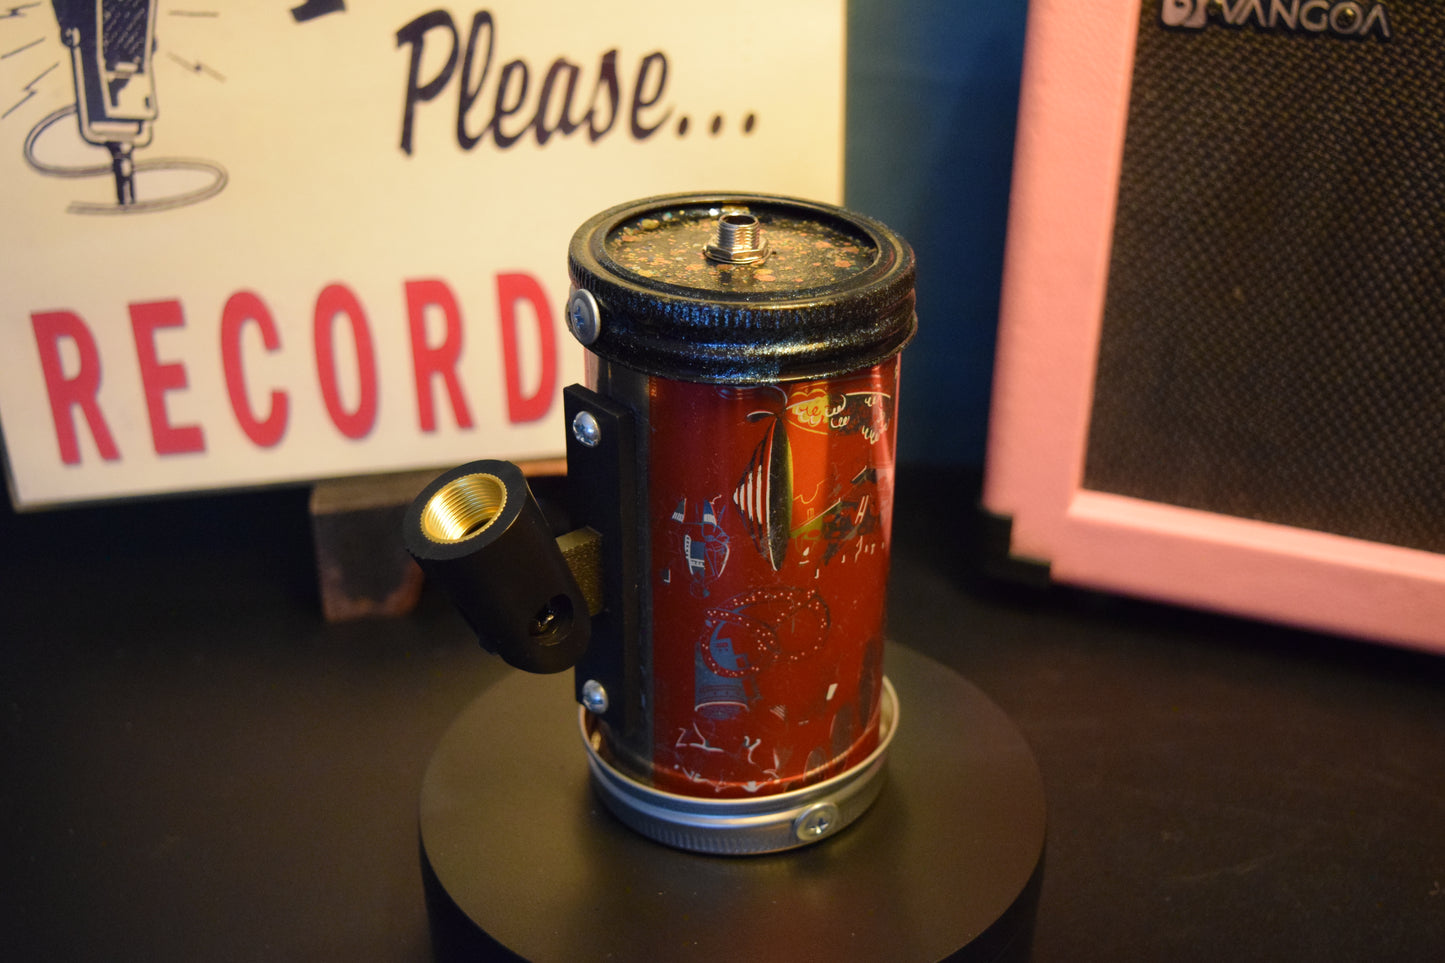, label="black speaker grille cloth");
[1085,1,1445,555]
